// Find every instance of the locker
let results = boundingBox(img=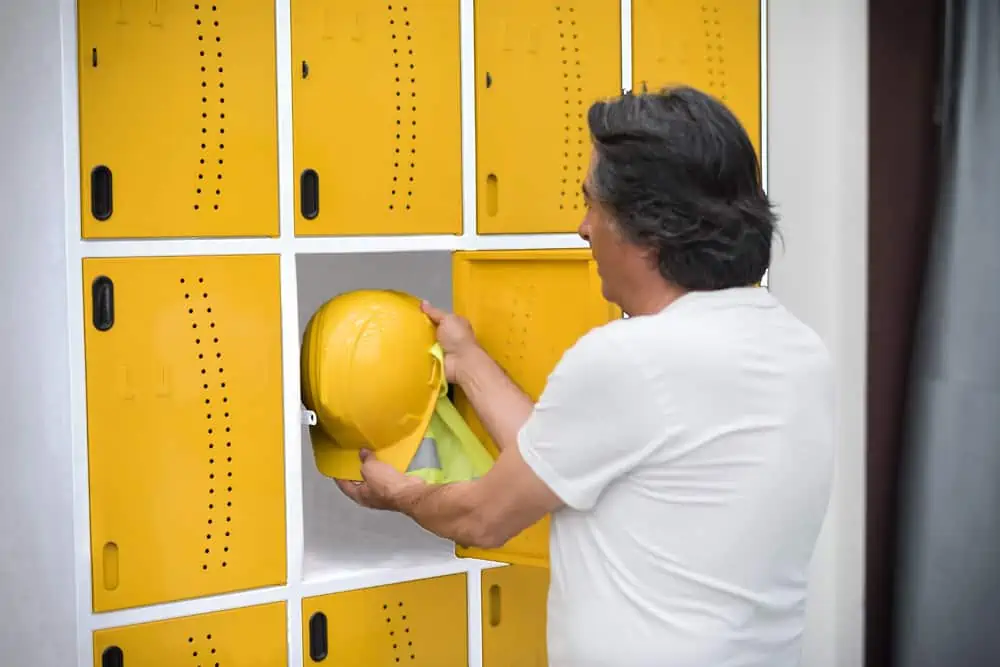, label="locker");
[482,566,549,667]
[302,574,468,666]
[631,0,762,157]
[93,601,287,667]
[474,0,622,234]
[82,255,286,612]
[291,0,463,236]
[451,250,620,566]
[77,1,280,239]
